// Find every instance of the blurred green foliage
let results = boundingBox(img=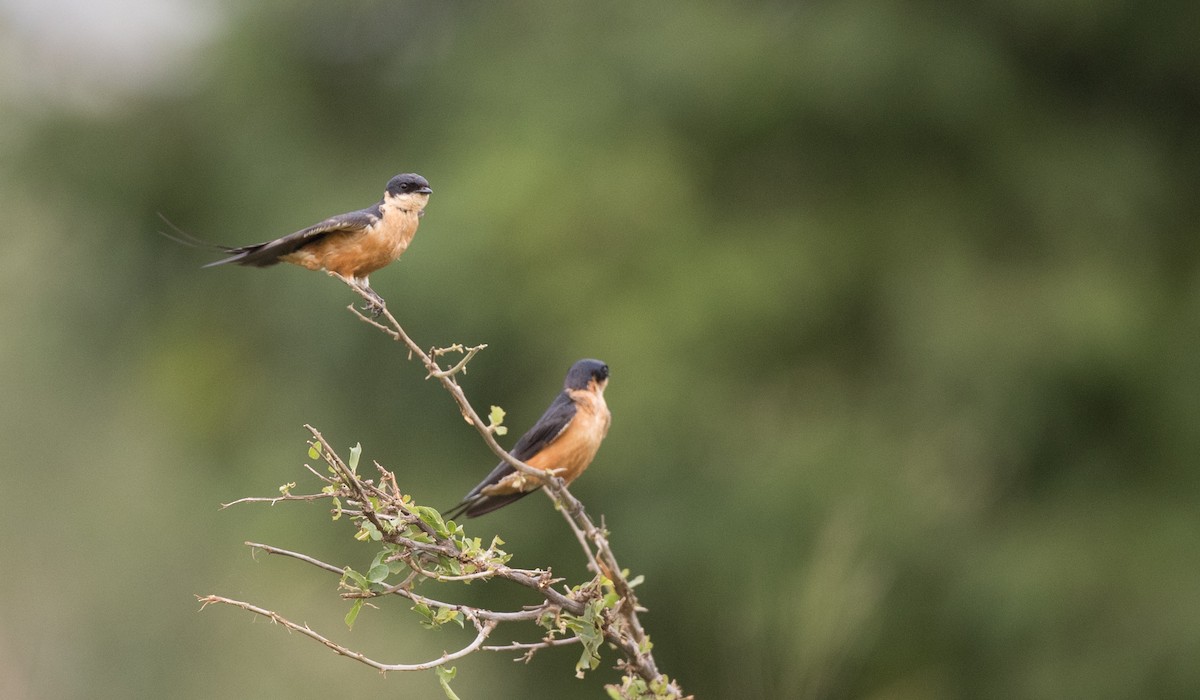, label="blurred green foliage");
[2,1,1199,698]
